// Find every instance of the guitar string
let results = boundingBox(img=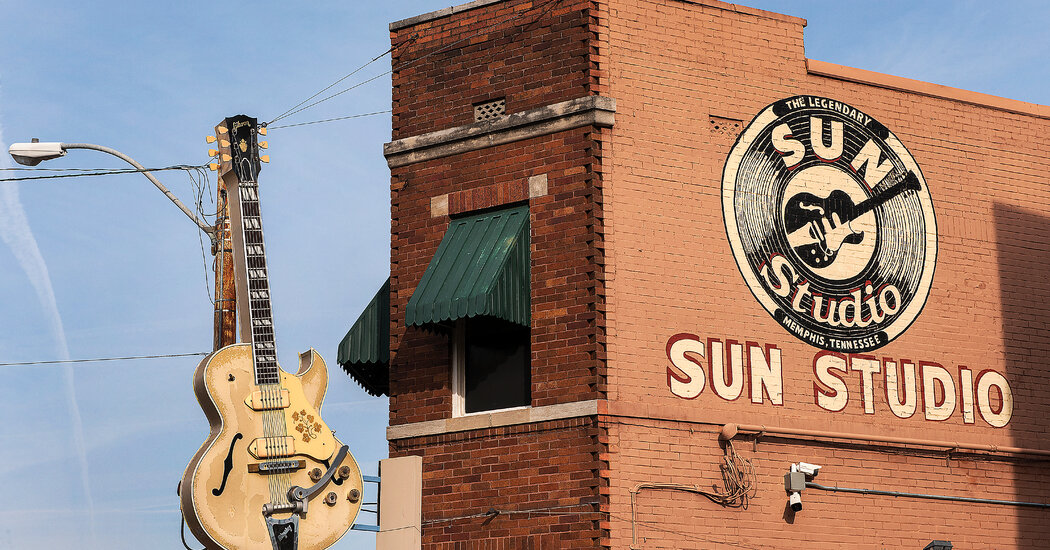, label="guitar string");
[235,157,280,508]
[241,155,295,508]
